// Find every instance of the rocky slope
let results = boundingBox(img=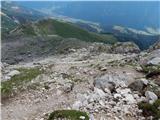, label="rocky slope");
[1,42,160,120]
[2,18,118,65]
